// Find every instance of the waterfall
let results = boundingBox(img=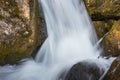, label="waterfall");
[0,0,115,80]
